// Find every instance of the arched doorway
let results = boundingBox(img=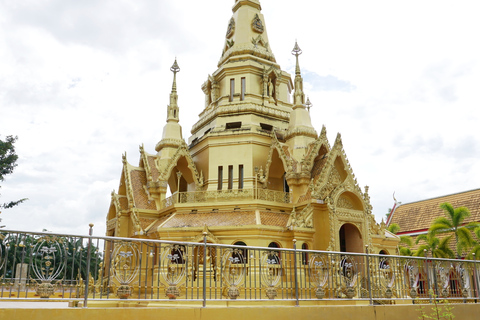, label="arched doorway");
[339,223,363,253]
